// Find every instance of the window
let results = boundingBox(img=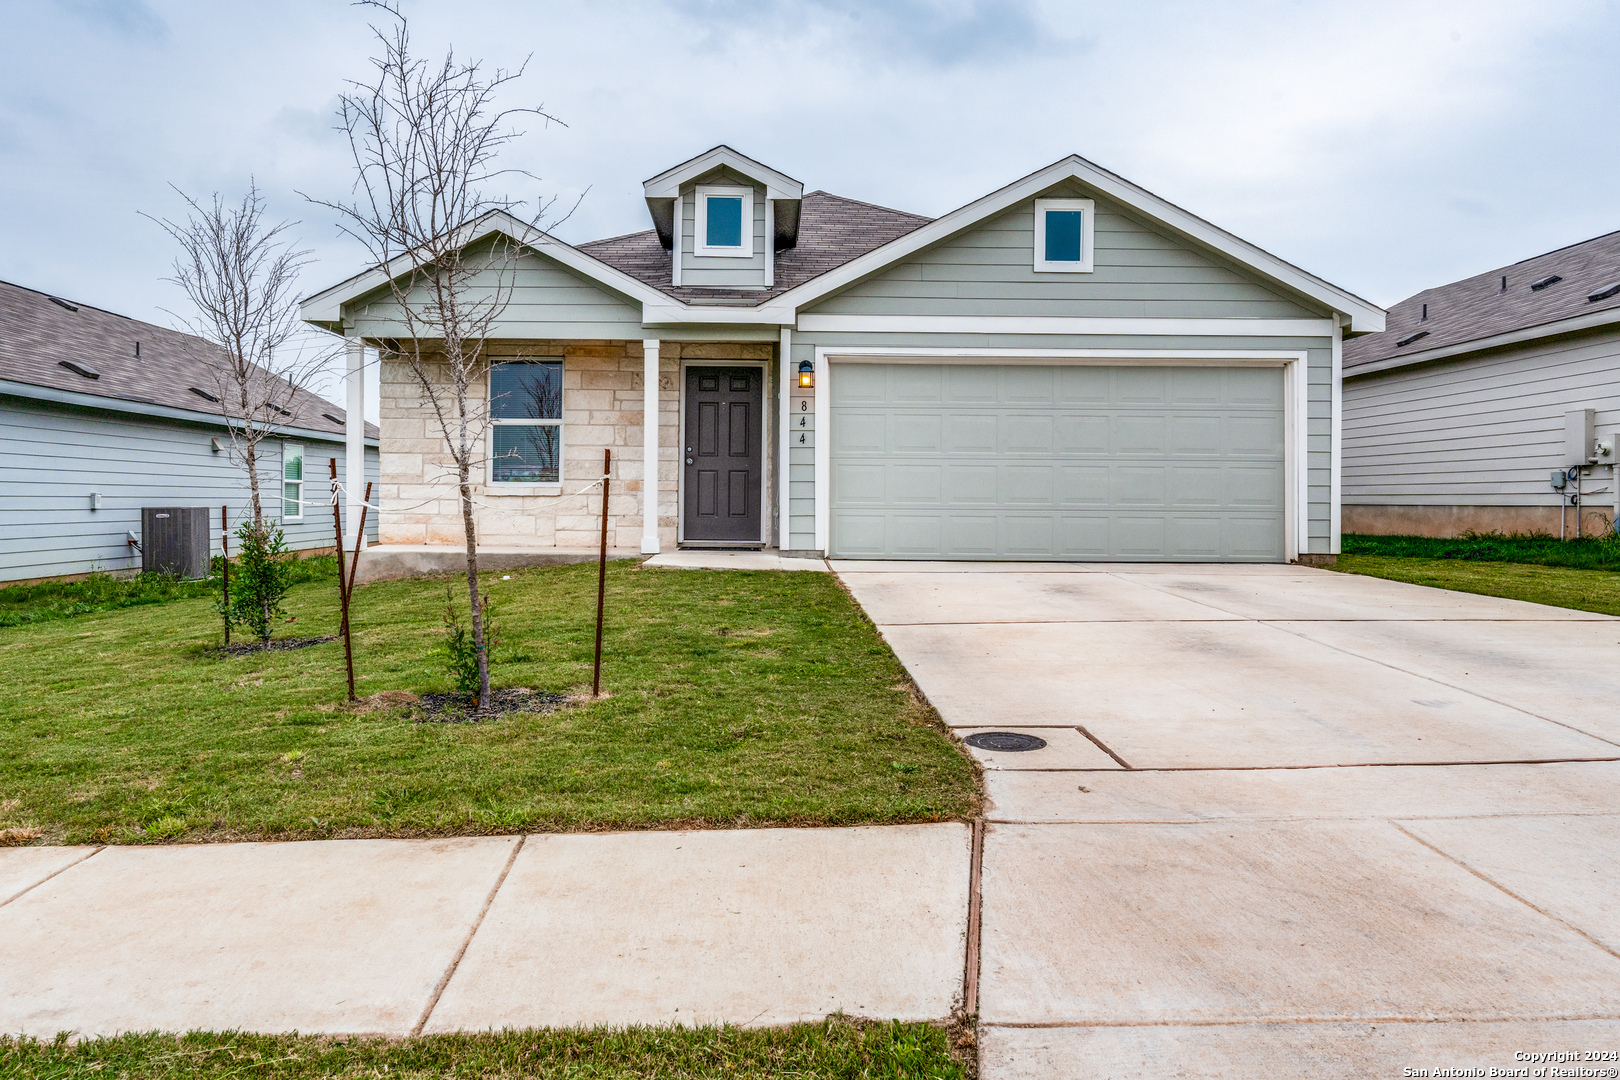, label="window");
[490,359,563,485]
[695,185,753,258]
[282,443,304,521]
[1033,197,1095,273]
